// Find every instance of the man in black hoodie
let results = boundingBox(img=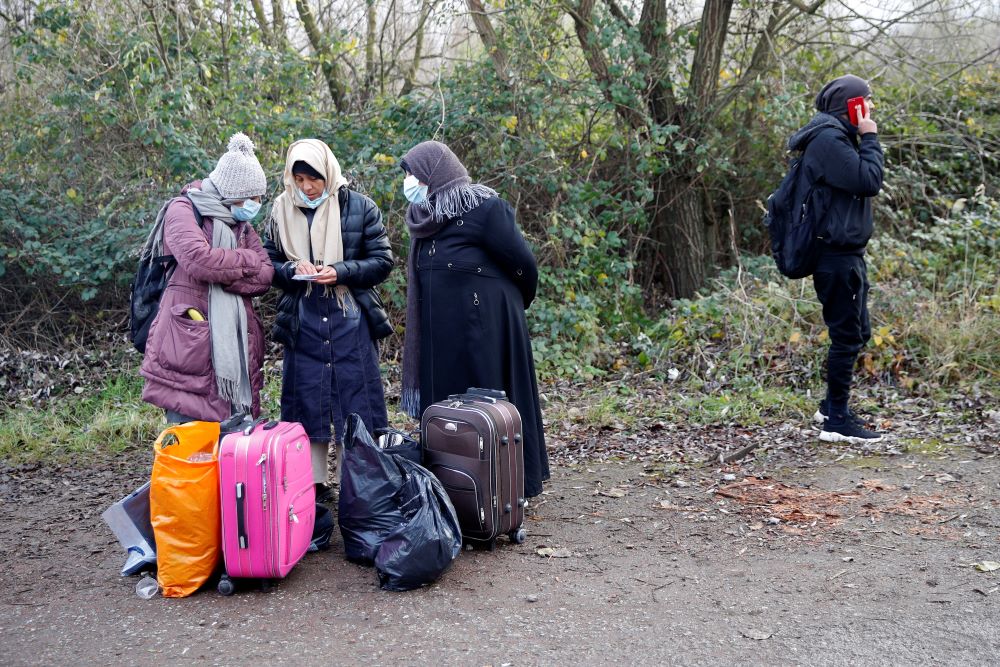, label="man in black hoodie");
[787,74,884,443]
